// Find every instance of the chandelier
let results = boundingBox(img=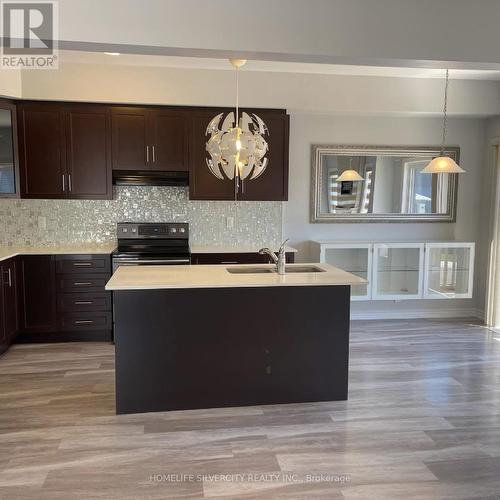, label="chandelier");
[422,69,465,174]
[206,59,269,184]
